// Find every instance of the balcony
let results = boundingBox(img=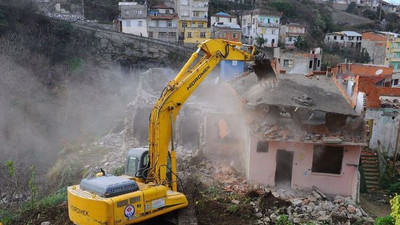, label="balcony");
[191,16,208,21]
[258,22,279,28]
